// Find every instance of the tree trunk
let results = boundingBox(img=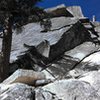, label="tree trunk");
[0,17,12,82]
